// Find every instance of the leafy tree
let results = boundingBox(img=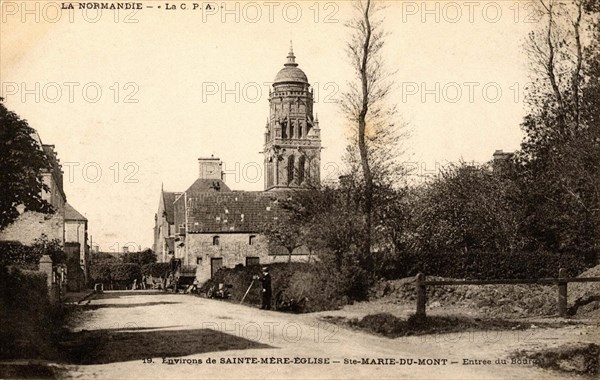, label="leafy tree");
[408,163,523,256]
[0,98,53,229]
[264,187,372,301]
[110,263,141,284]
[31,234,66,265]
[122,249,157,266]
[89,262,112,284]
[141,262,170,278]
[92,251,119,264]
[262,216,305,262]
